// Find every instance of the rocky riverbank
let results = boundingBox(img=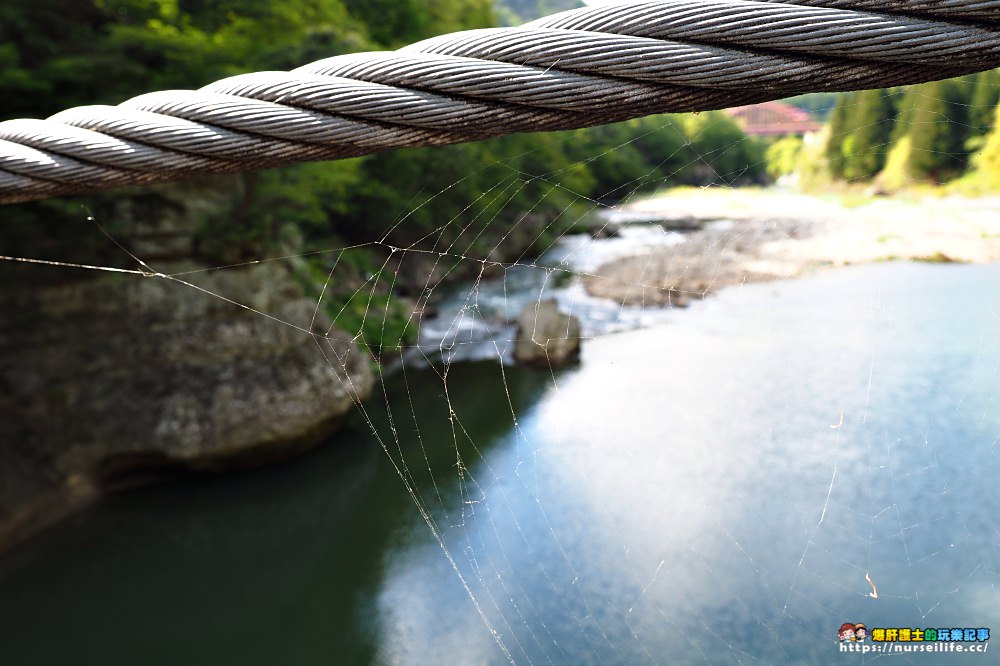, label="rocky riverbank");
[584,189,1000,306]
[0,188,374,553]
